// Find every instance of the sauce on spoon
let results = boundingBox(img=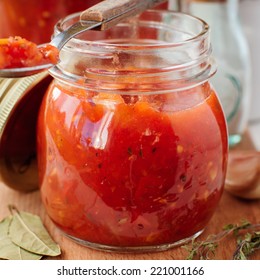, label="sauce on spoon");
[0,36,59,69]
